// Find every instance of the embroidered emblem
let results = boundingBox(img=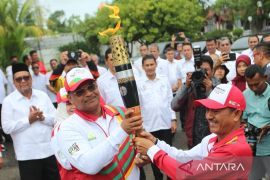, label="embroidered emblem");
[68,143,80,155]
[88,132,96,141]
